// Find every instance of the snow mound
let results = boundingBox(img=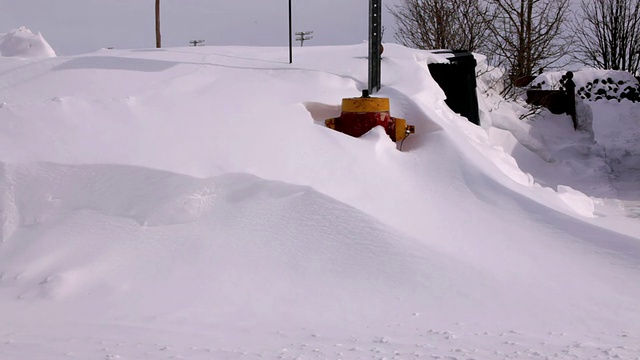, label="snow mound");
[0,162,470,321]
[557,185,596,217]
[0,27,57,58]
[1,43,640,357]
